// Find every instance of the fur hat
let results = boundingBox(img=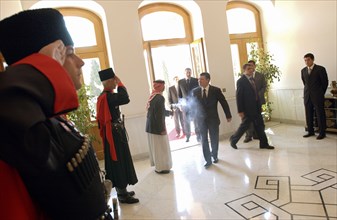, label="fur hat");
[0,8,73,65]
[98,68,115,81]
